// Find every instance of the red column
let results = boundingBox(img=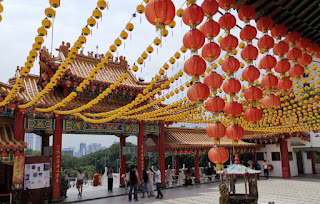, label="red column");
[41,134,50,156]
[14,108,25,141]
[137,122,144,180]
[175,155,180,176]
[310,152,317,174]
[159,122,165,185]
[119,135,127,185]
[51,115,62,200]
[194,150,200,183]
[280,139,290,179]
